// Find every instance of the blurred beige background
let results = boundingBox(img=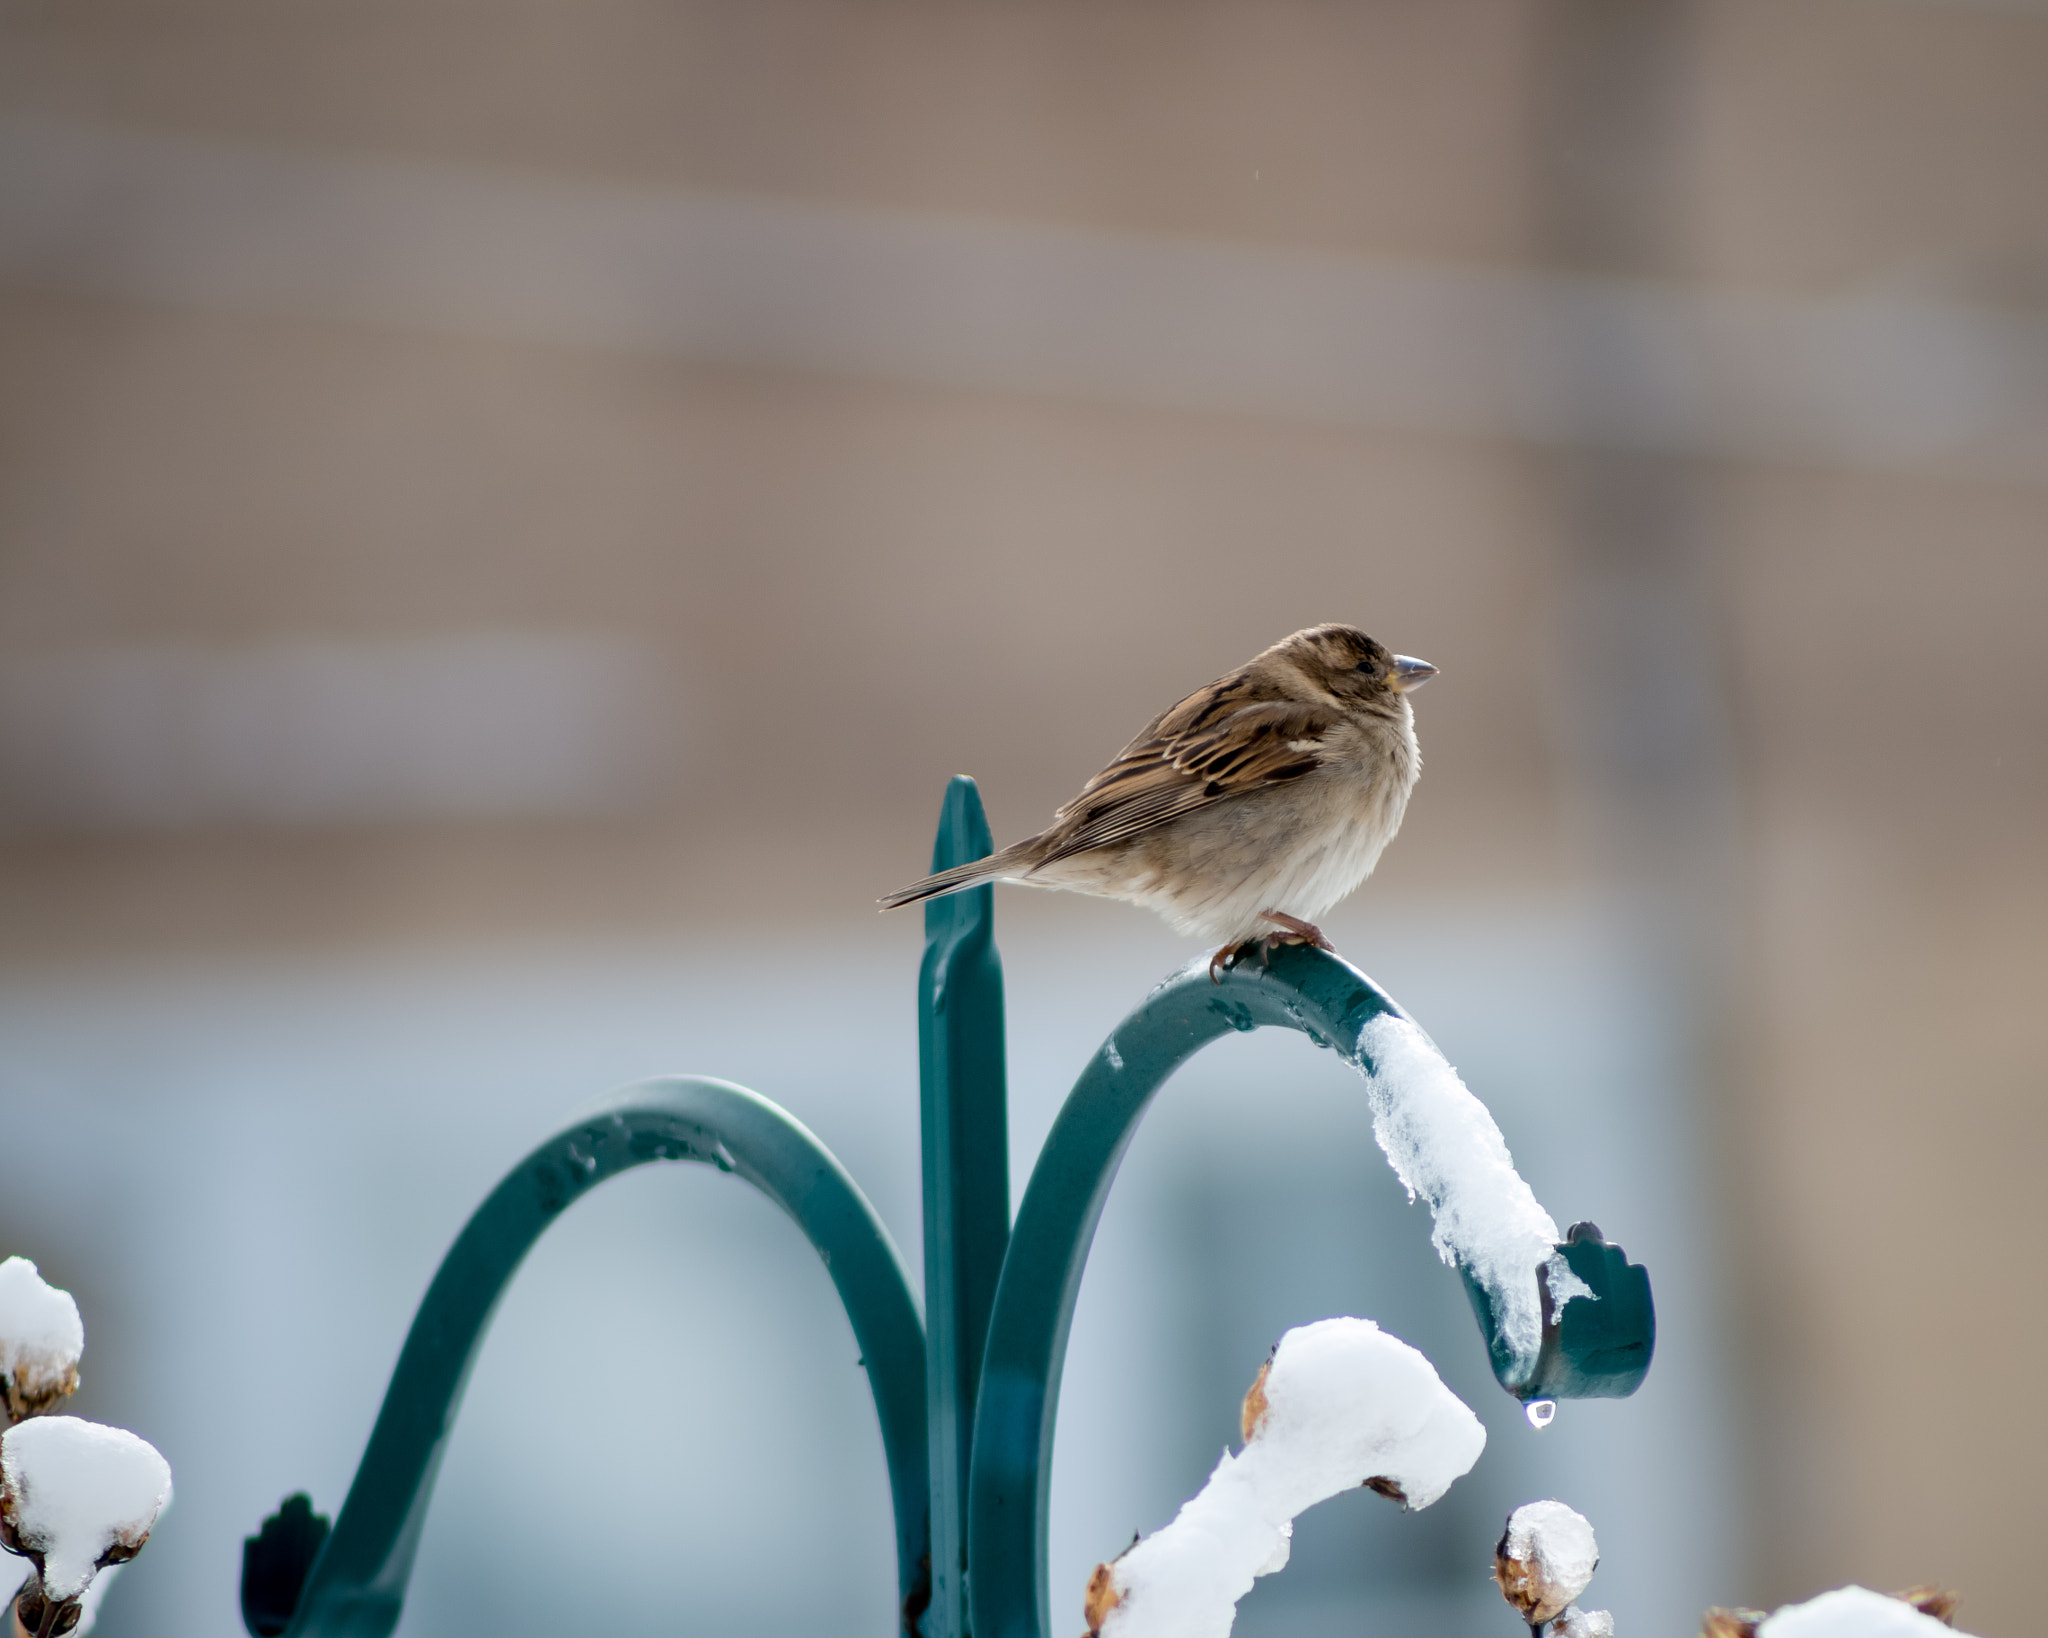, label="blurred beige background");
[0,3,2043,1635]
